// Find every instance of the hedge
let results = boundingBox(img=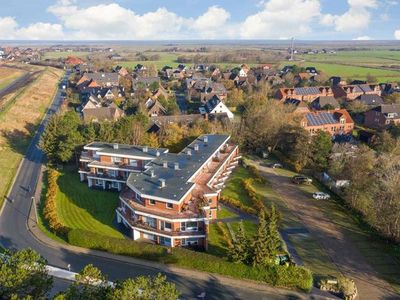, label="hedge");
[43,169,70,237]
[242,159,266,184]
[242,178,265,212]
[219,196,257,215]
[68,229,313,292]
